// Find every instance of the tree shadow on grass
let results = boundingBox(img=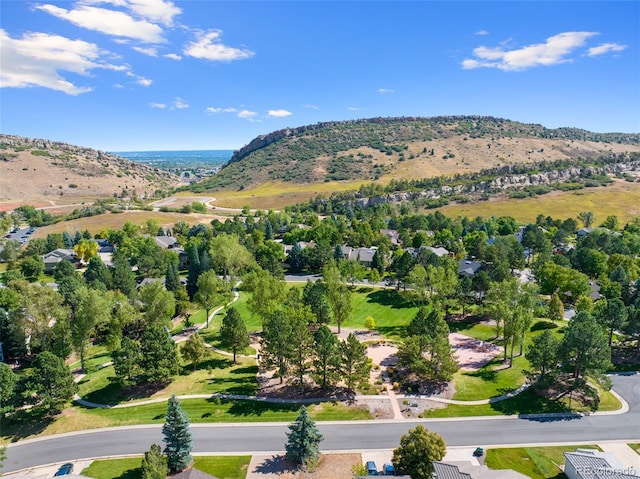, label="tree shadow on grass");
[2,409,55,442]
[367,289,415,309]
[201,357,234,371]
[215,398,299,418]
[490,388,577,419]
[376,325,408,339]
[111,467,142,479]
[83,378,127,405]
[230,366,258,375]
